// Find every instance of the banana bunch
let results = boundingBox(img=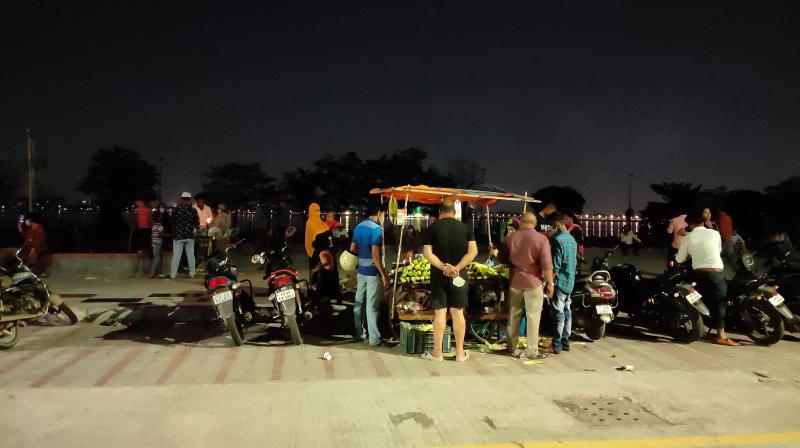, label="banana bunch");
[399,257,431,284]
[467,262,499,280]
